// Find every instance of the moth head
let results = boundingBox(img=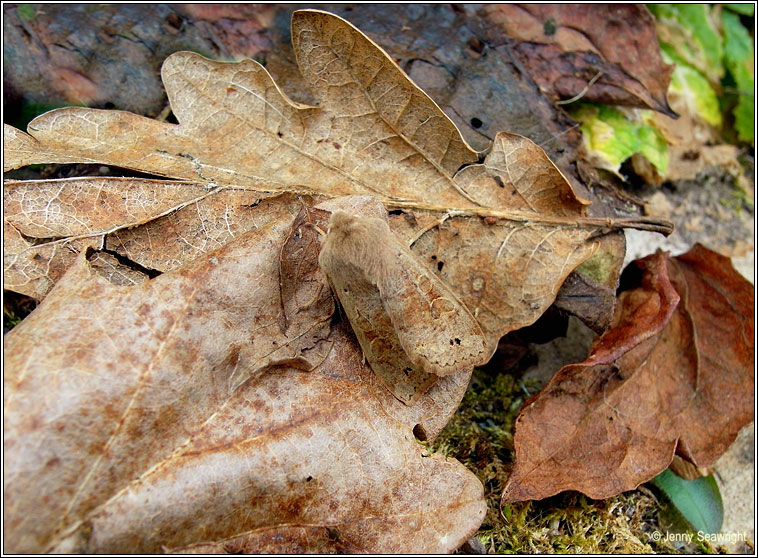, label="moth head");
[326,210,360,238]
[321,210,396,284]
